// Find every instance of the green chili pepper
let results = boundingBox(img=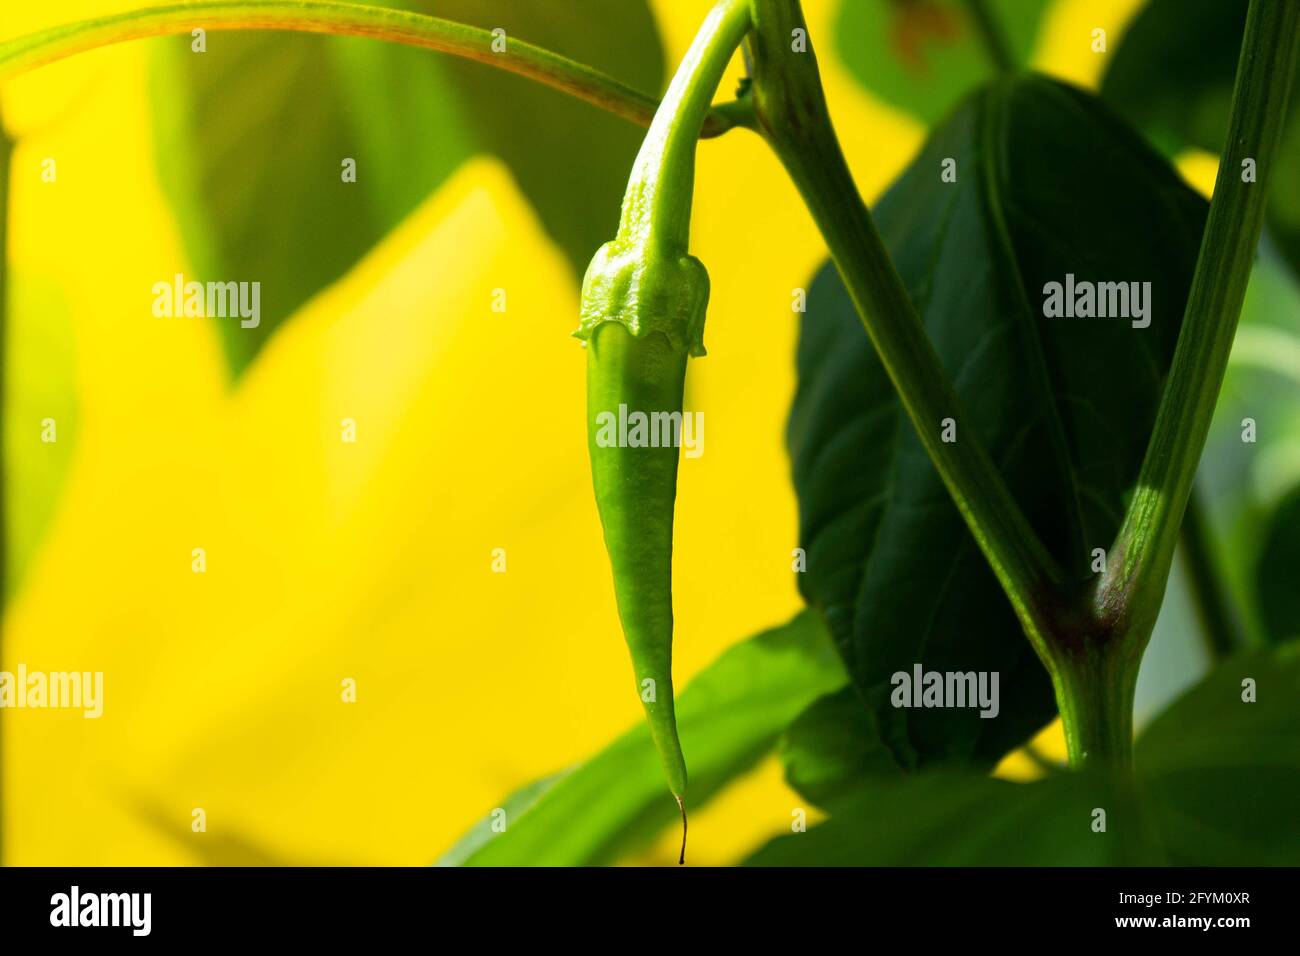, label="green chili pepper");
[573,0,751,864]
[579,246,708,801]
